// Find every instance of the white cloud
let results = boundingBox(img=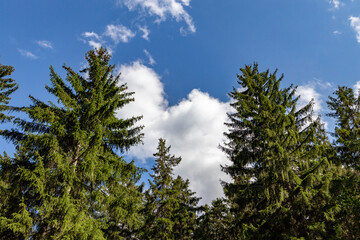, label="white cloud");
[353,81,360,97]
[181,0,190,6]
[83,32,101,39]
[313,77,333,89]
[296,84,323,116]
[105,24,136,44]
[82,24,135,51]
[349,16,360,43]
[88,40,102,50]
[36,40,53,49]
[116,61,231,204]
[18,49,38,59]
[139,25,150,40]
[144,49,156,65]
[118,0,196,34]
[82,31,105,50]
[333,30,341,35]
[330,0,341,9]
